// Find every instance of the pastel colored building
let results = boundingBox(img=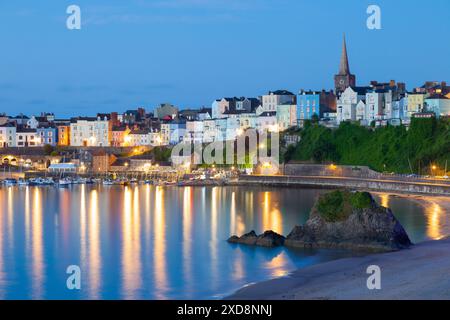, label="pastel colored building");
[70,116,110,147]
[128,129,152,146]
[261,90,296,113]
[185,120,204,144]
[392,97,409,120]
[37,126,58,146]
[112,126,131,147]
[425,94,450,117]
[213,118,227,141]
[407,92,428,117]
[211,98,238,119]
[0,123,16,147]
[276,103,297,131]
[364,91,384,122]
[161,120,186,145]
[57,124,71,146]
[297,90,336,120]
